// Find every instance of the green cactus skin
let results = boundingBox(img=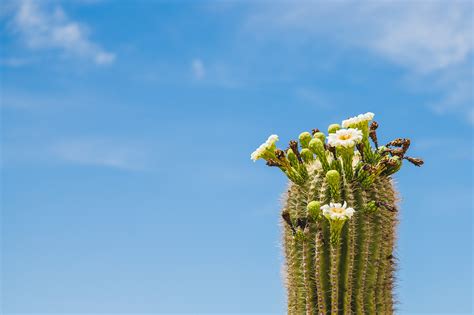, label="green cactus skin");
[251,113,423,314]
[282,162,399,314]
